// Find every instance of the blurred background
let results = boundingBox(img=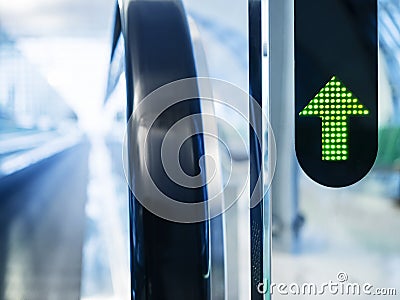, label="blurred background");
[0,0,399,299]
